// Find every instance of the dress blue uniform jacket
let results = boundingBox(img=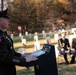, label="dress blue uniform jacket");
[72,38,76,50]
[58,38,70,51]
[0,30,27,75]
